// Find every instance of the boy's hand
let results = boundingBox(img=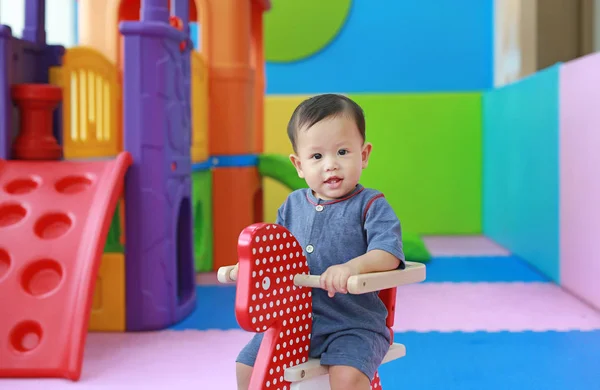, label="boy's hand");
[319,263,360,298]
